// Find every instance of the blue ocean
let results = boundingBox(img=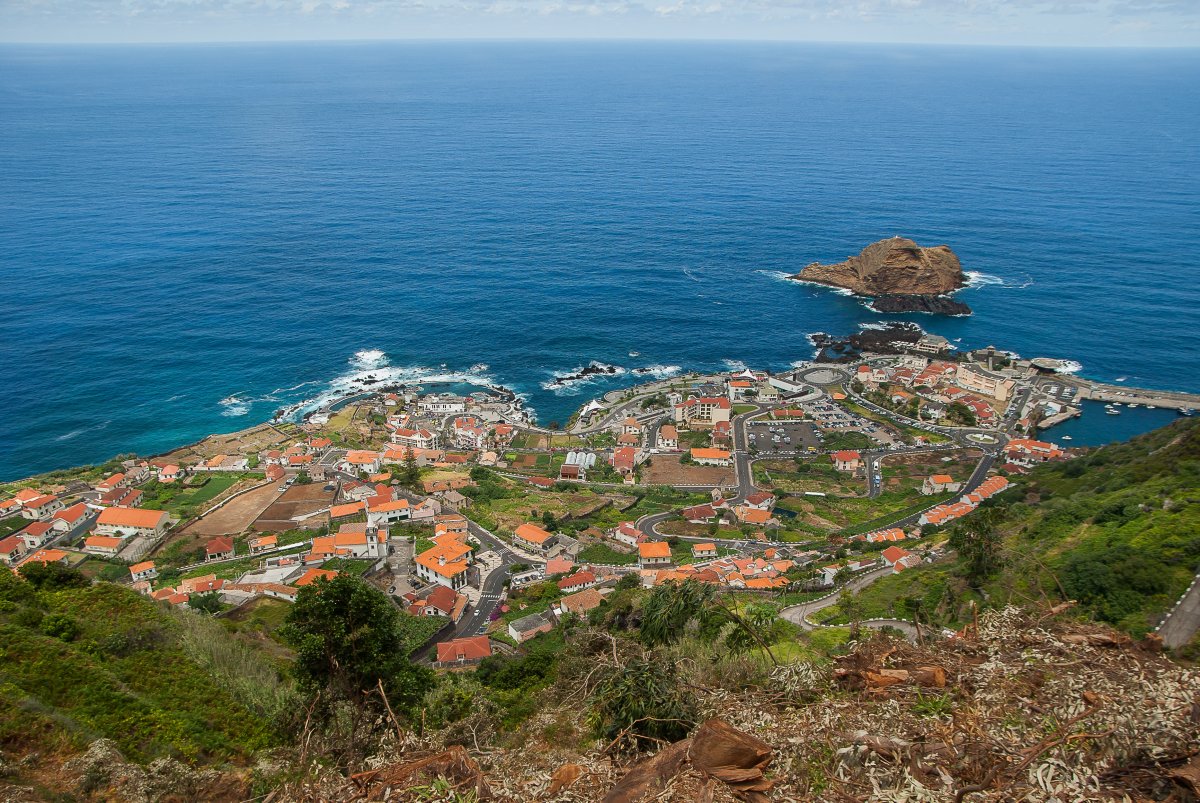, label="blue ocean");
[2,42,1198,480]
